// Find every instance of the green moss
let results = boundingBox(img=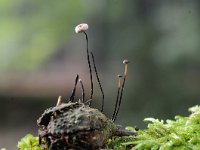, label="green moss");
[17,134,43,150]
[107,105,200,150]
